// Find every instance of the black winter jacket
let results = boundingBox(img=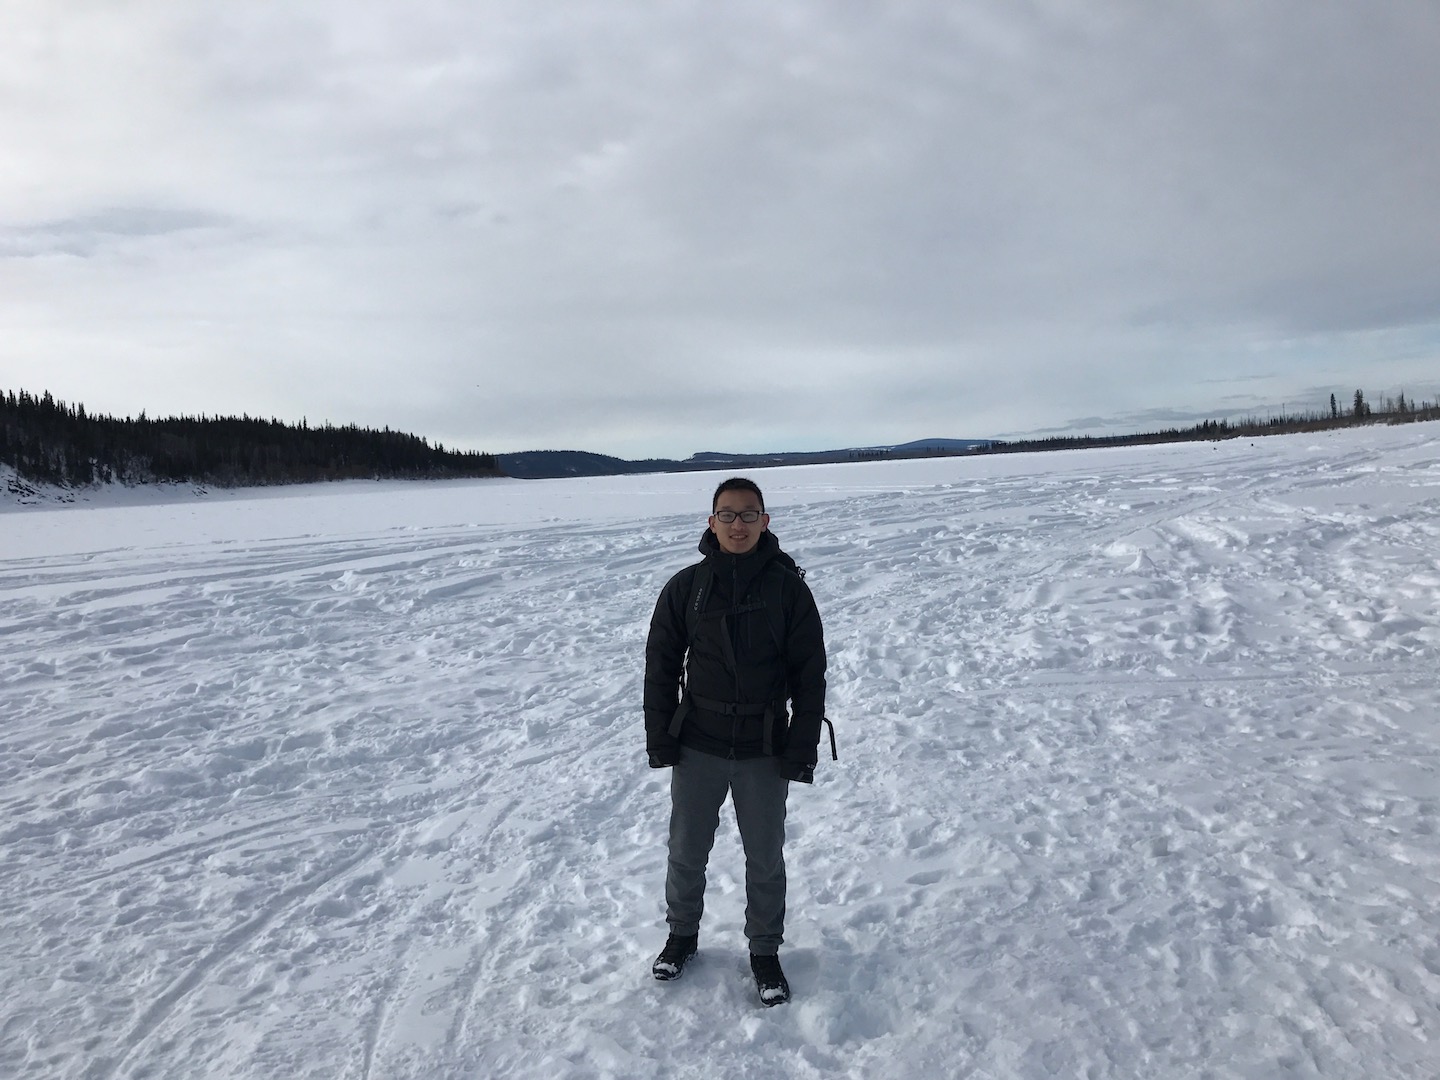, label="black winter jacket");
[644,530,826,776]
